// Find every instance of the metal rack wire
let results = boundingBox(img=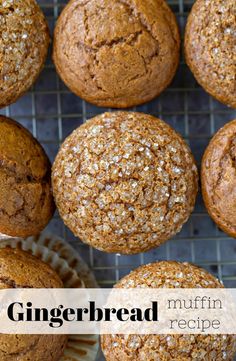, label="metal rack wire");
[1,0,236,292]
